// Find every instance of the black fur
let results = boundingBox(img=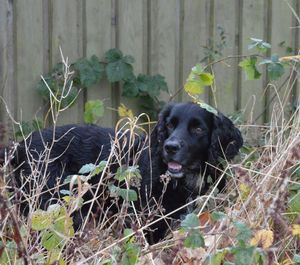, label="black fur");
[3,102,243,242]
